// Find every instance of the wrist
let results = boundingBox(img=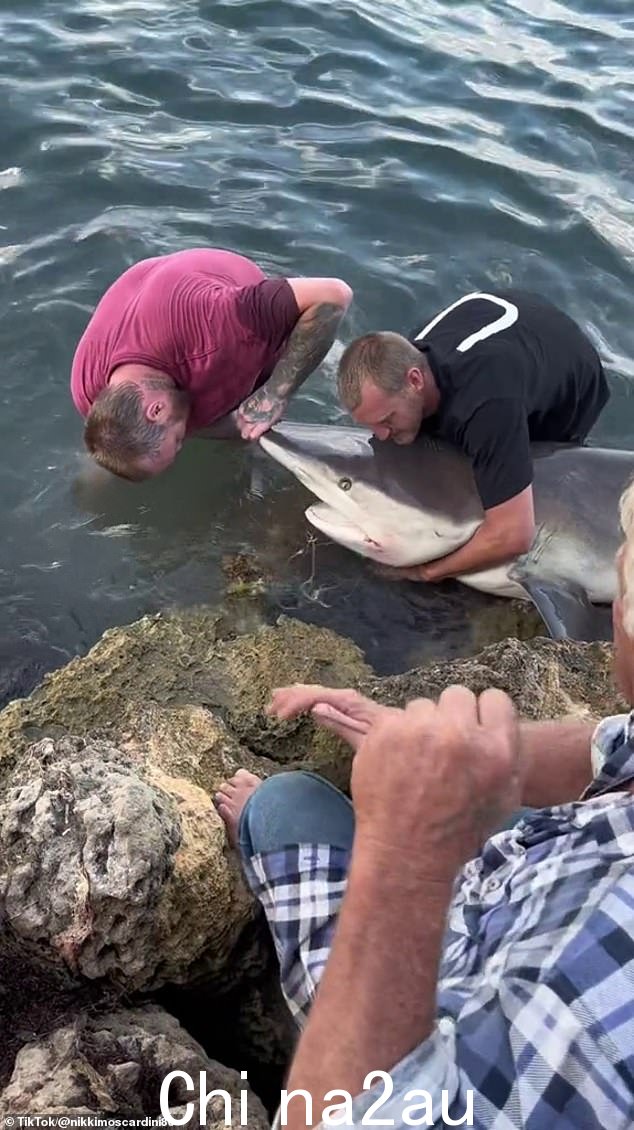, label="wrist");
[419,560,446,582]
[351,829,462,890]
[262,383,287,404]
